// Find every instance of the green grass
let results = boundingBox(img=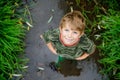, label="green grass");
[98,9,120,80]
[74,0,120,79]
[0,0,26,79]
